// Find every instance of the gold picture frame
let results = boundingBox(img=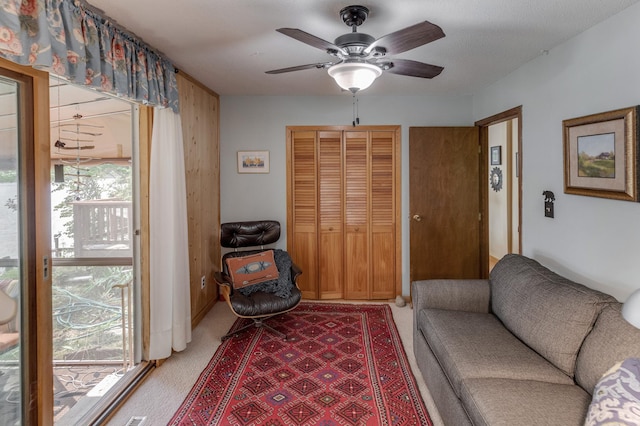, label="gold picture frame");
[563,106,639,202]
[237,150,270,174]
